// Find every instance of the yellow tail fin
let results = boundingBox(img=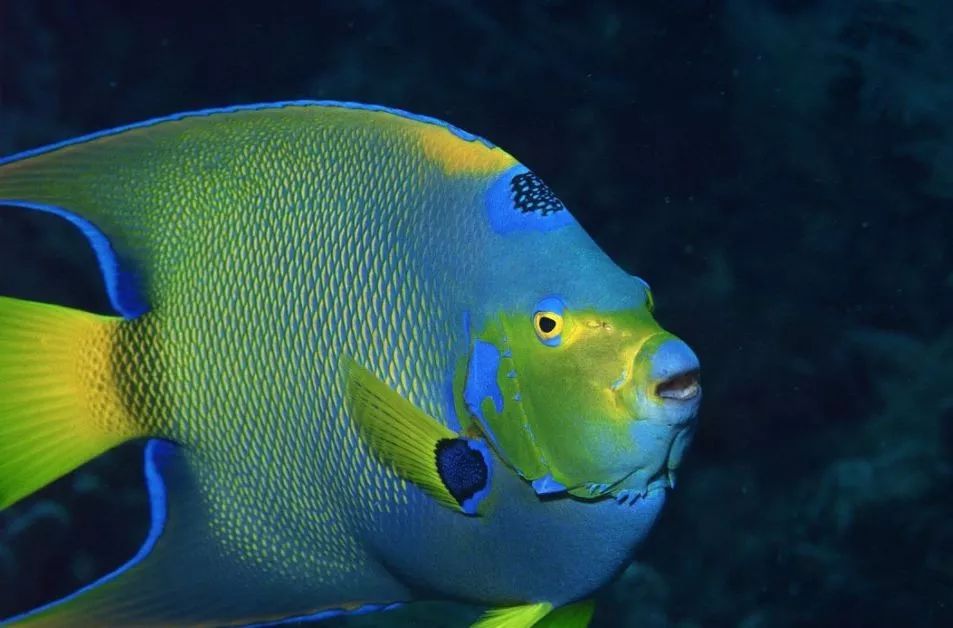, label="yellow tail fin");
[0,296,141,509]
